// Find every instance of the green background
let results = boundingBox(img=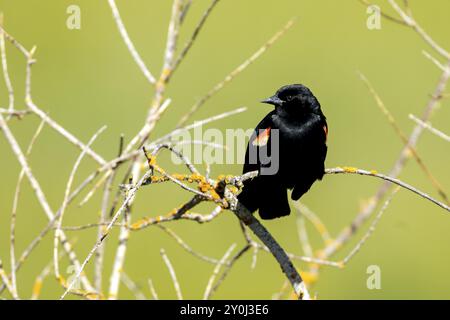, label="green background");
[0,0,449,299]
